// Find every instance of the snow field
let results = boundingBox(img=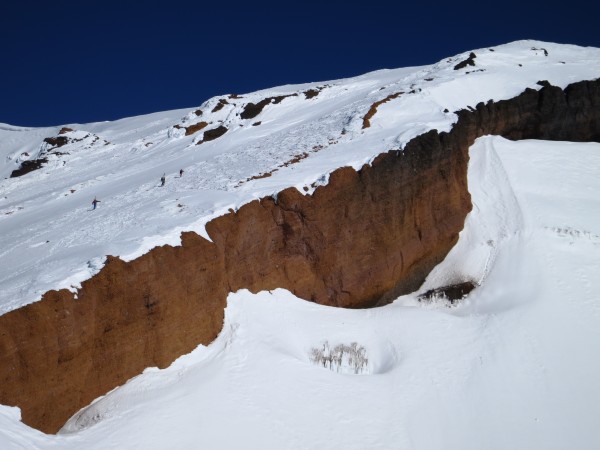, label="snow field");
[0,136,598,448]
